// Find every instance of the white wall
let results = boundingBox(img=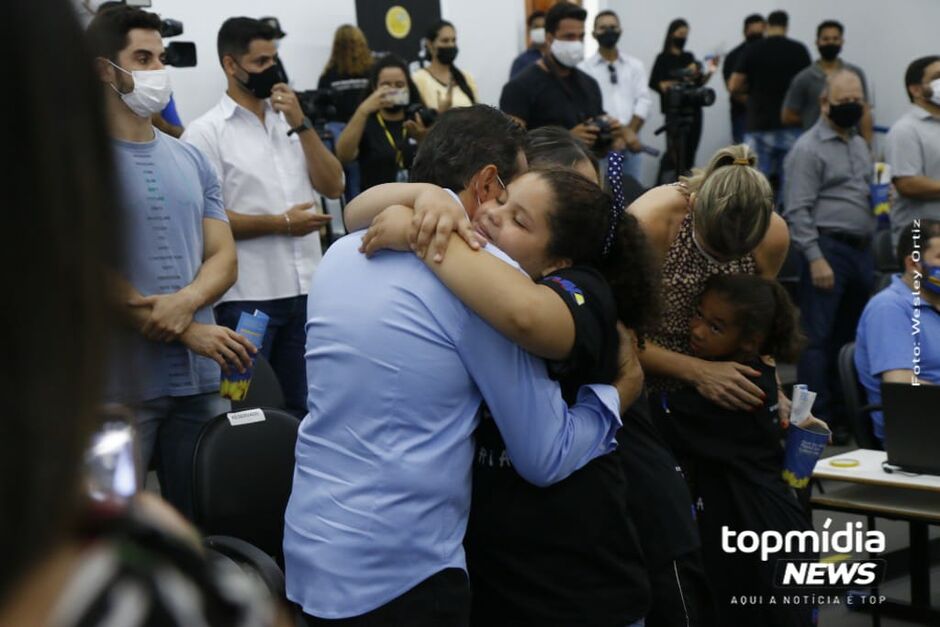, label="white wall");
[123,0,524,124]
[82,0,938,187]
[602,0,940,184]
